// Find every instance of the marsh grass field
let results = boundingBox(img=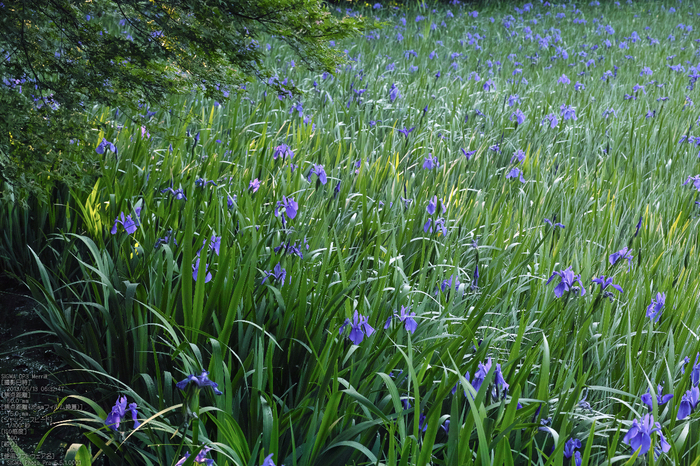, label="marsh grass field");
[5,0,700,464]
